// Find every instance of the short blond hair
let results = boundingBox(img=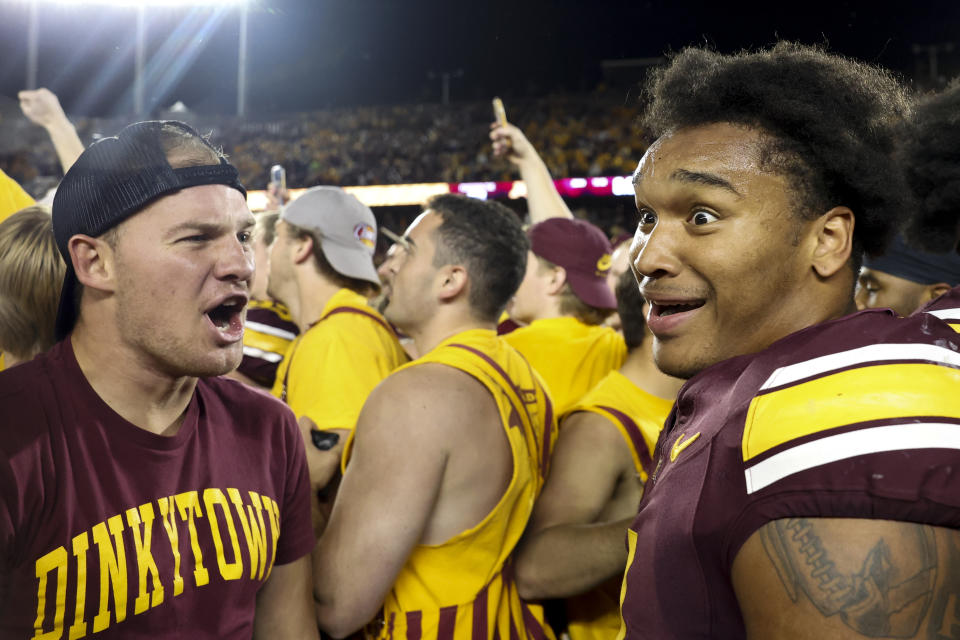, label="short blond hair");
[535,256,613,326]
[0,206,65,361]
